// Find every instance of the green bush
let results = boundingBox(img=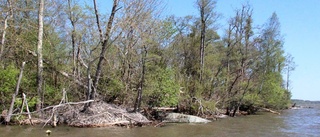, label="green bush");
[0,65,19,94]
[145,68,179,107]
[14,97,38,112]
[0,65,19,110]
